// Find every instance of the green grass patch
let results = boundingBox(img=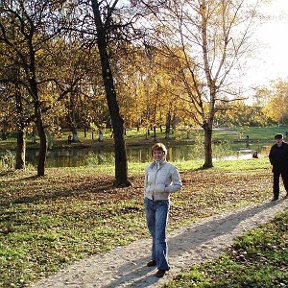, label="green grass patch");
[165,210,288,288]
[240,126,288,140]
